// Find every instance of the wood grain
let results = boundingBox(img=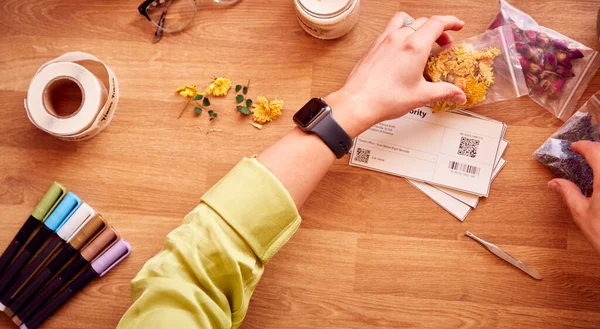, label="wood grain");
[1,0,600,328]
